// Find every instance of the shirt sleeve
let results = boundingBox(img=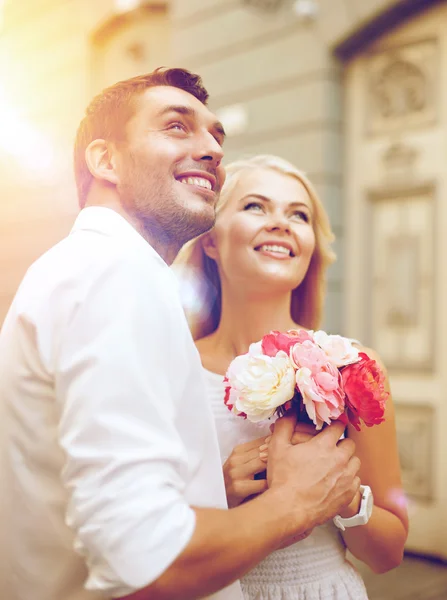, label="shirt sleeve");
[54,249,196,598]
